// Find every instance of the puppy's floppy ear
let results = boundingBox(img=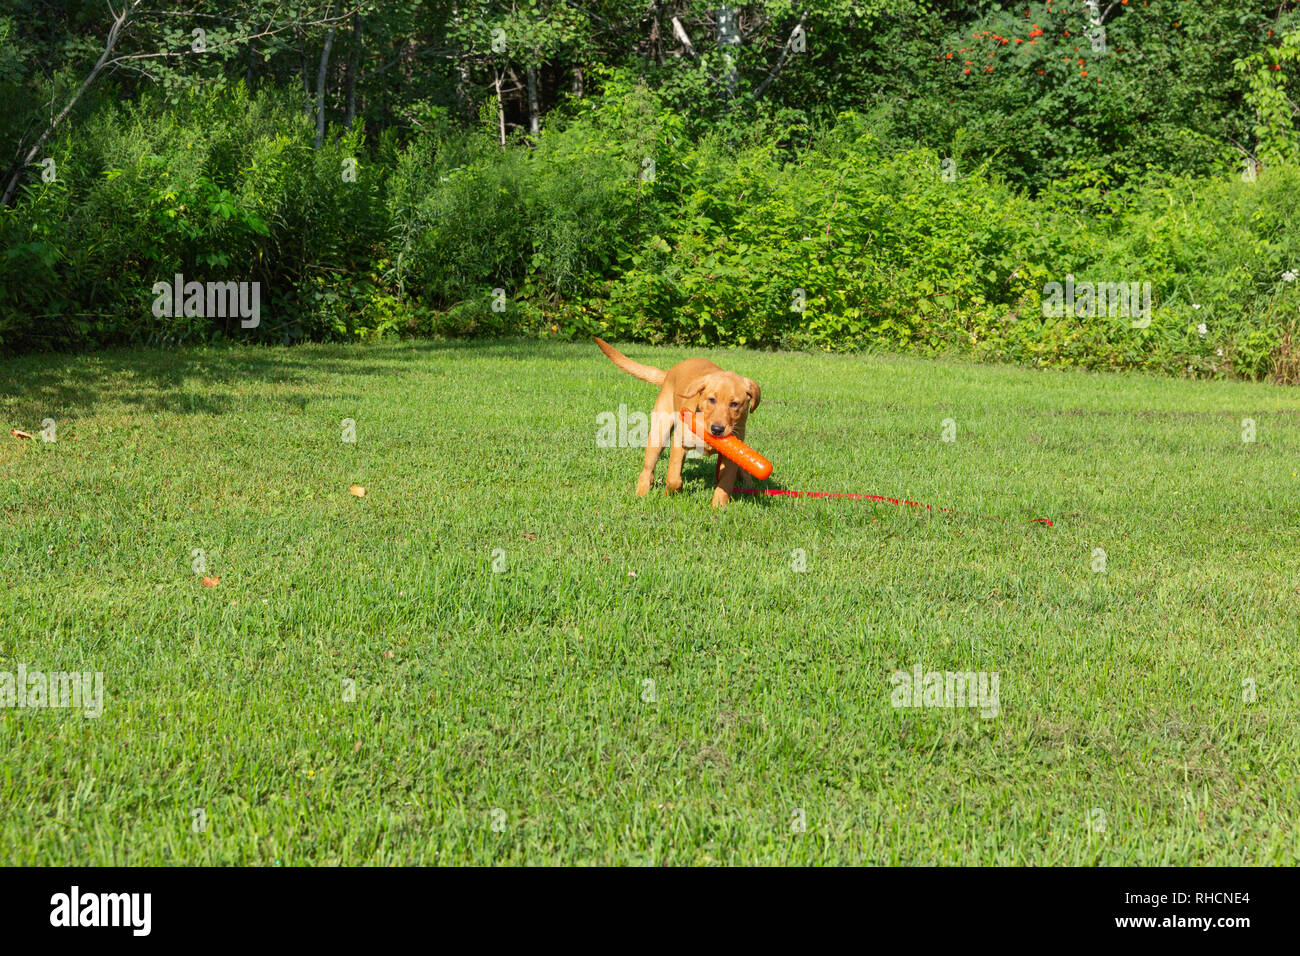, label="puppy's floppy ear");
[744,378,761,412]
[683,375,710,401]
